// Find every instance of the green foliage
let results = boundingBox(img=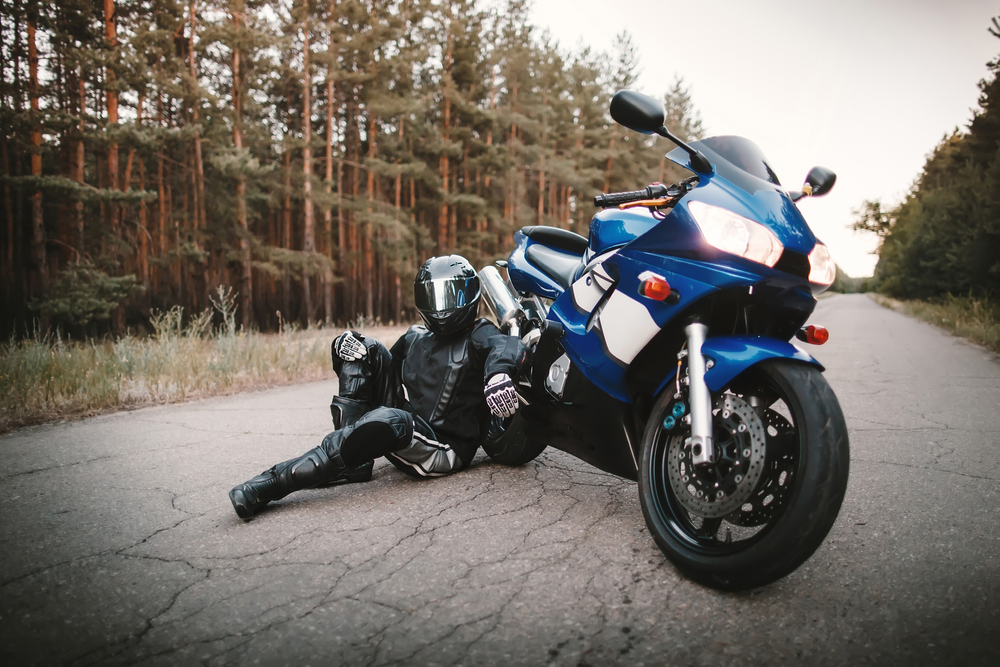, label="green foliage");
[856,19,1000,302]
[32,262,144,327]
